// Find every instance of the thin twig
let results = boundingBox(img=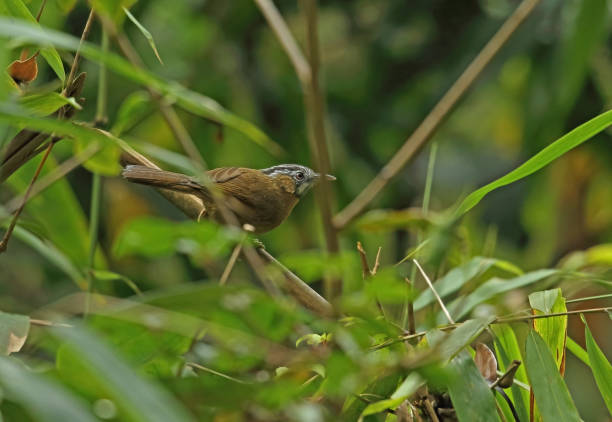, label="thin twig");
[0,142,53,252]
[333,0,542,229]
[30,318,72,328]
[357,241,371,279]
[257,247,334,317]
[64,9,95,95]
[219,242,243,285]
[413,259,454,324]
[186,362,251,384]
[252,0,311,84]
[34,0,48,22]
[405,278,416,335]
[254,0,340,298]
[494,307,611,323]
[423,398,440,422]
